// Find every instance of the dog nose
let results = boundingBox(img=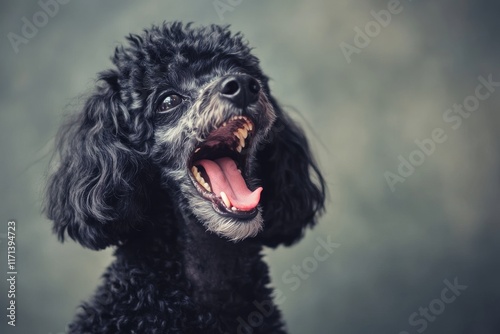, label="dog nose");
[219,75,260,109]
